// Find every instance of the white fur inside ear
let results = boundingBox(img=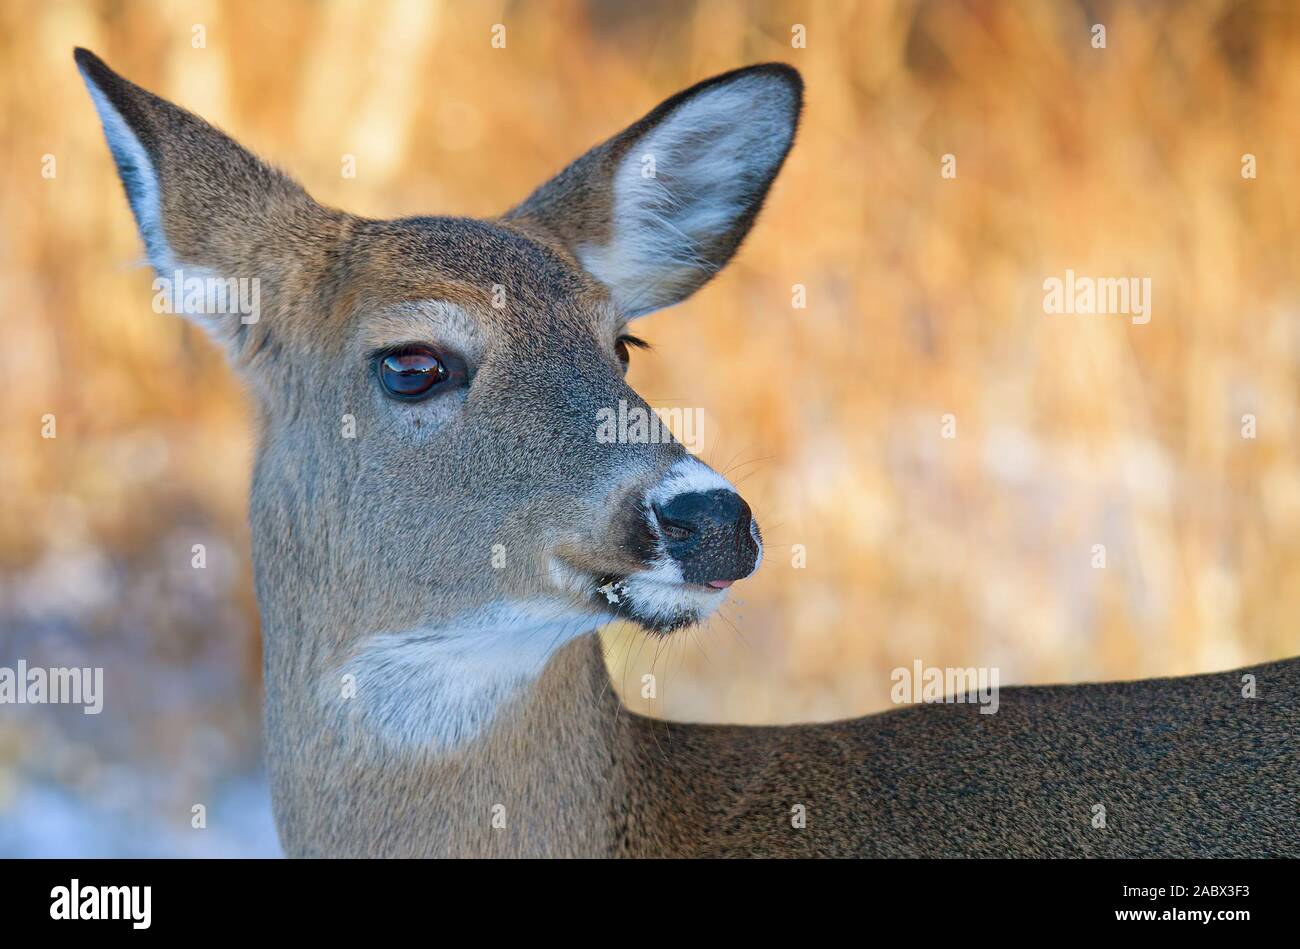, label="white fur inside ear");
[79,70,175,274]
[580,73,796,317]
